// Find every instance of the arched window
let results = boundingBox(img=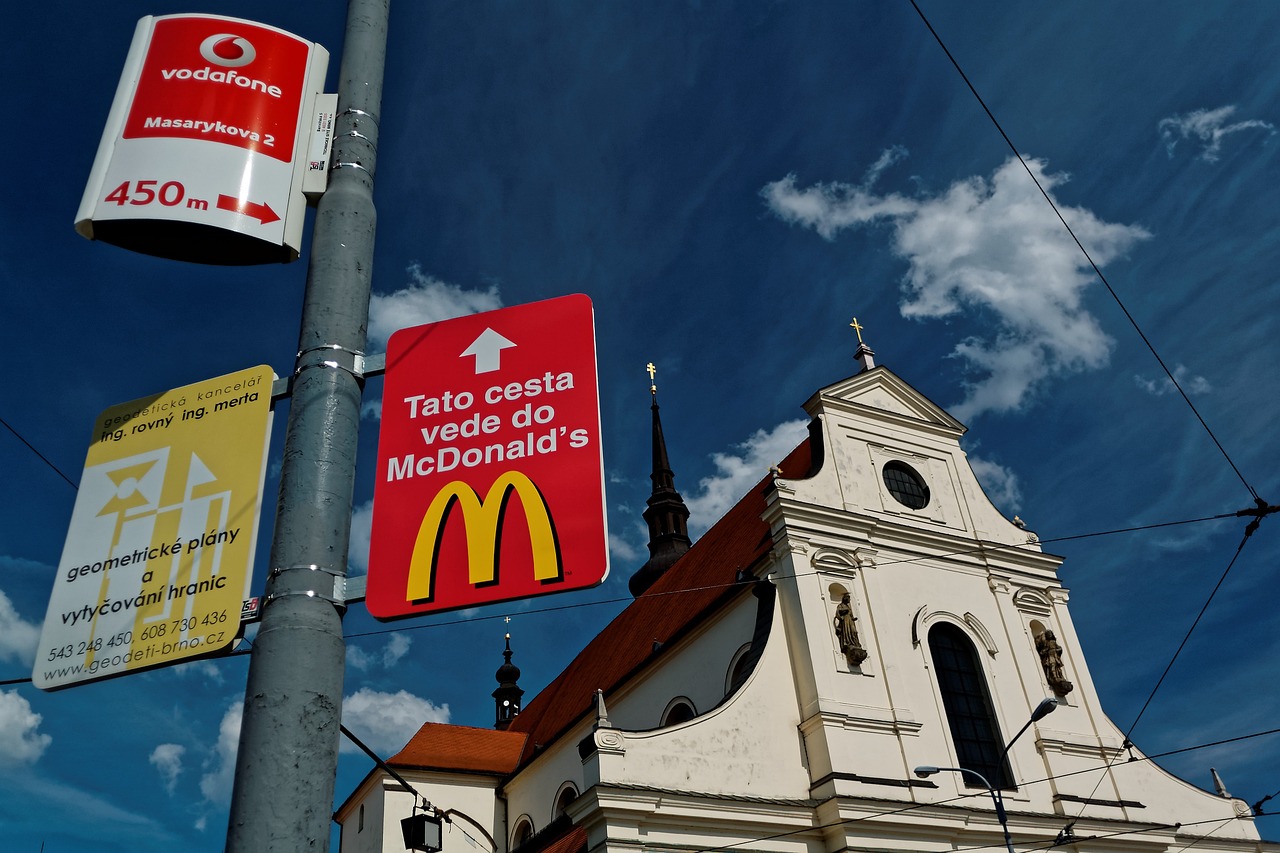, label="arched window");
[726,643,754,695]
[928,623,1012,789]
[553,783,578,818]
[661,697,696,726]
[512,816,534,849]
